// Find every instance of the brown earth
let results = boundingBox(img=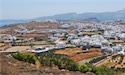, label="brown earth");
[0,54,95,75]
[55,48,83,57]
[71,52,102,62]
[55,48,102,62]
[0,22,61,35]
